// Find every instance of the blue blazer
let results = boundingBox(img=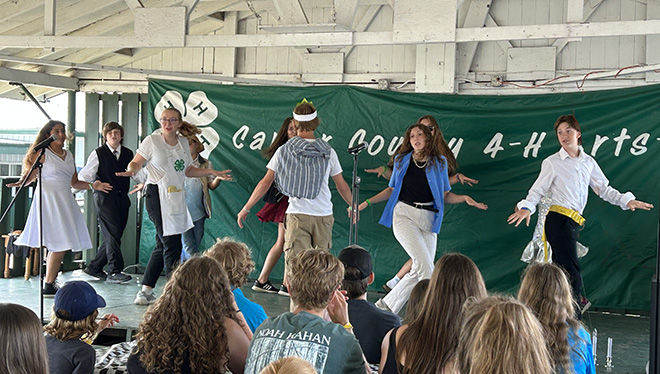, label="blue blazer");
[378,153,451,234]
